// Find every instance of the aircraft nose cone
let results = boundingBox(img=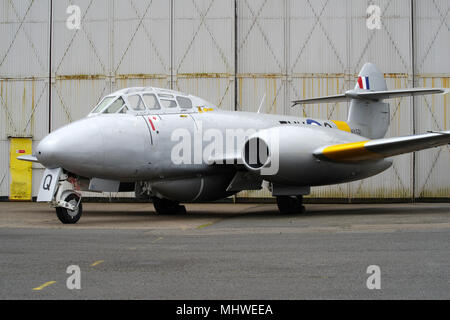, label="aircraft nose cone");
[36,133,61,168]
[36,118,104,172]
